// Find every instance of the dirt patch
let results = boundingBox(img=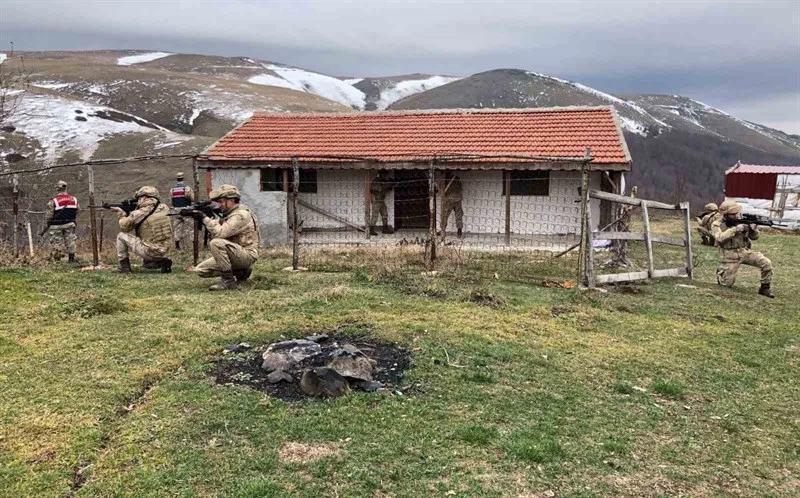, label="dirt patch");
[212,334,413,402]
[278,442,340,464]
